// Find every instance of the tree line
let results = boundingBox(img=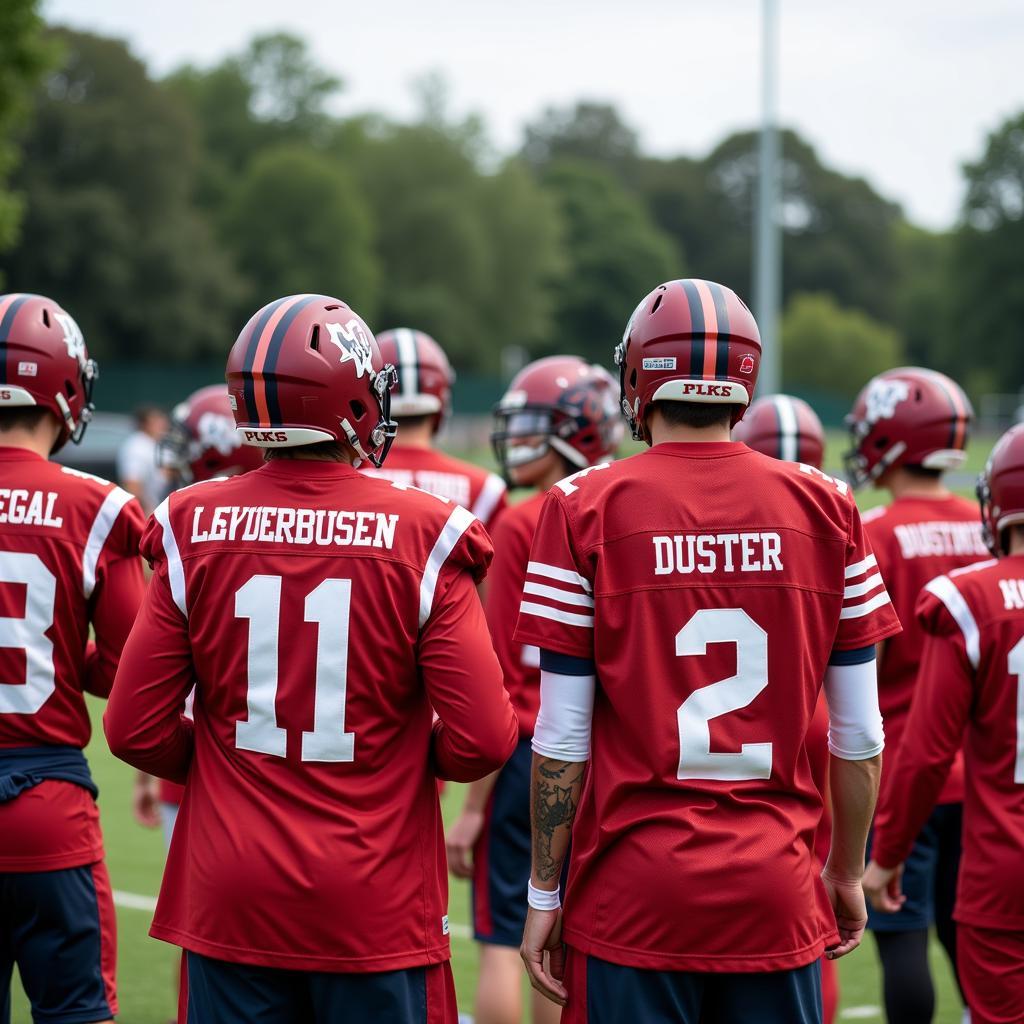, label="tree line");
[1,8,1022,403]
